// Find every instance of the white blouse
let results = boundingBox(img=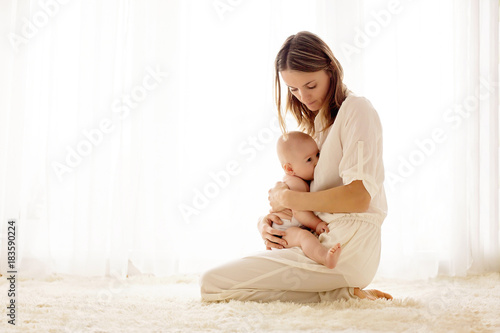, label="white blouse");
[310,94,387,225]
